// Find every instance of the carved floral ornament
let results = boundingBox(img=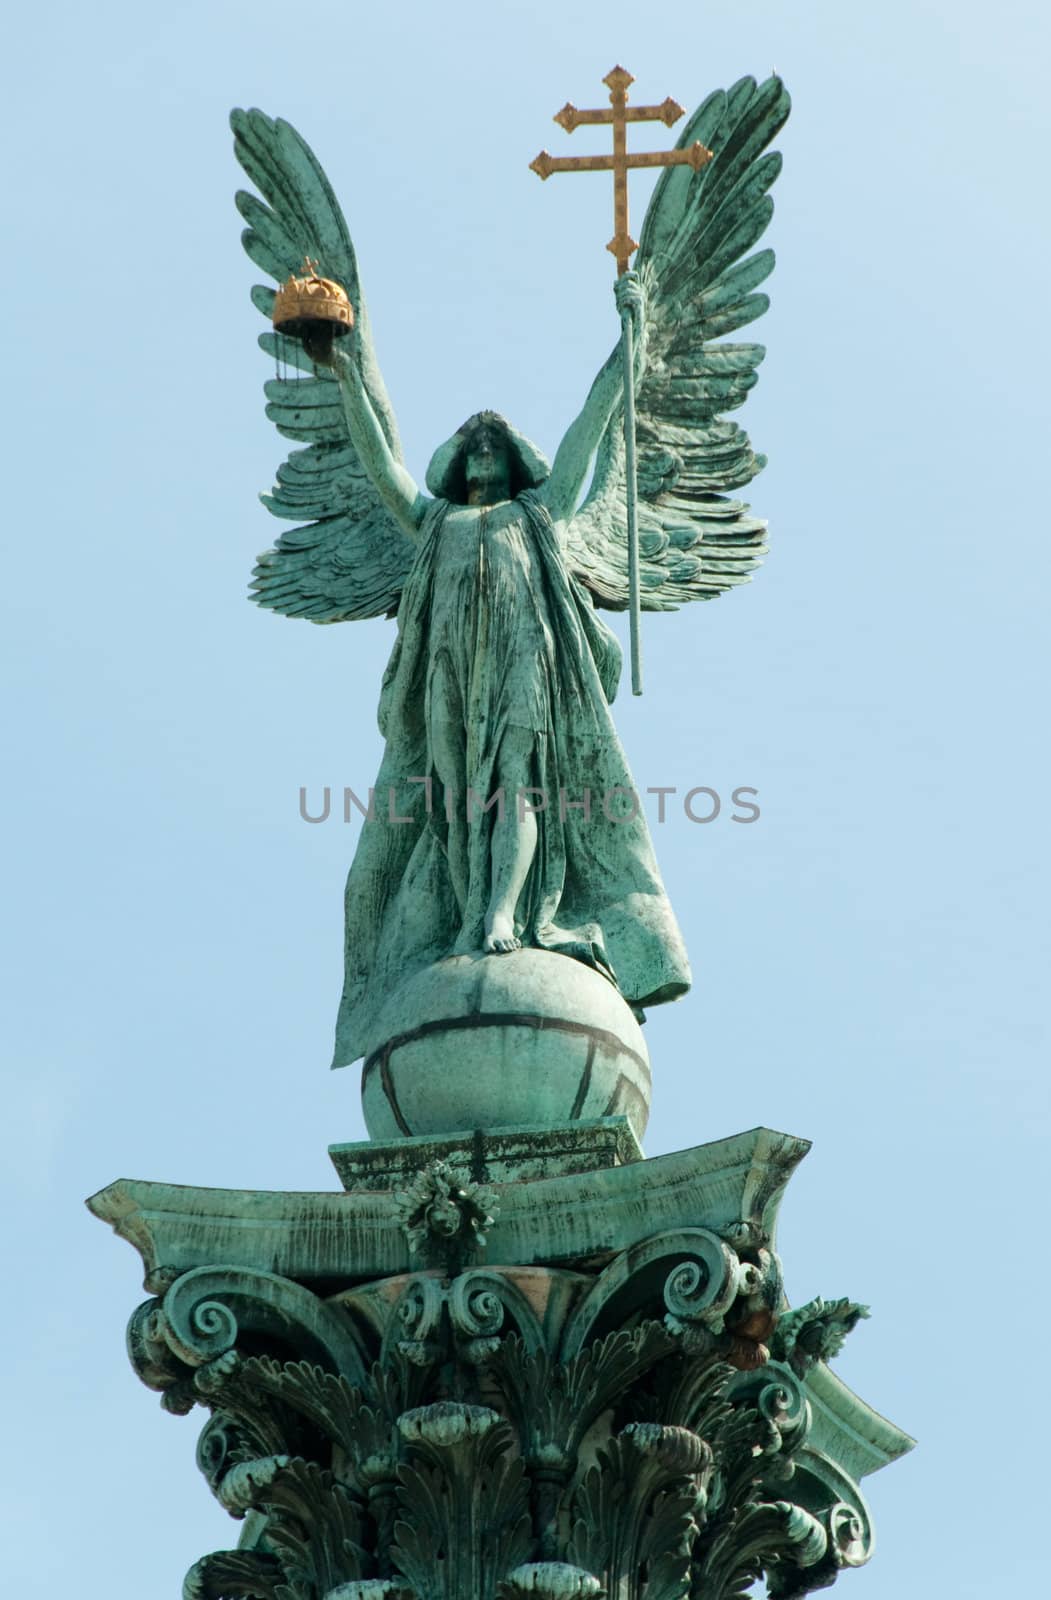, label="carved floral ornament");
[121,1230,883,1600]
[393,1161,499,1260]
